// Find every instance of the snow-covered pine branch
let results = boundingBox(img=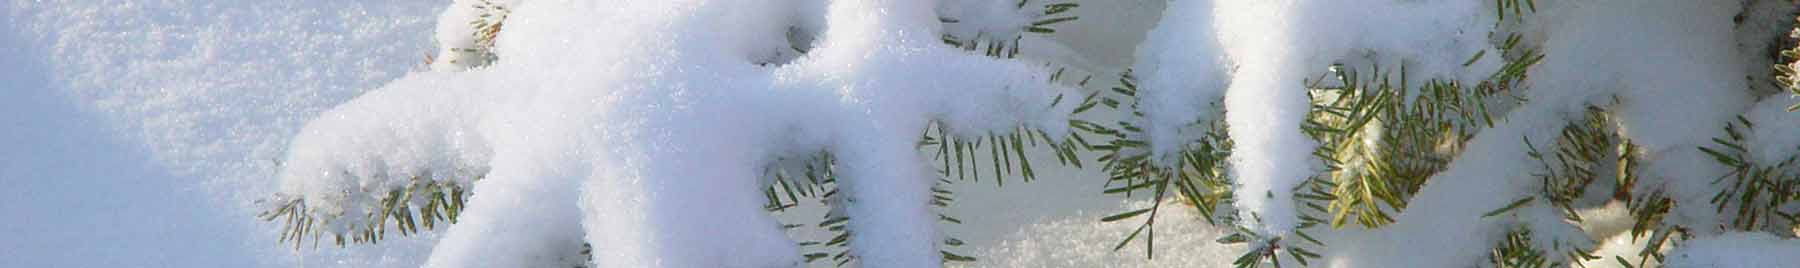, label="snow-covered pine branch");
[264,0,1087,267]
[1094,0,1800,267]
[253,0,1800,267]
